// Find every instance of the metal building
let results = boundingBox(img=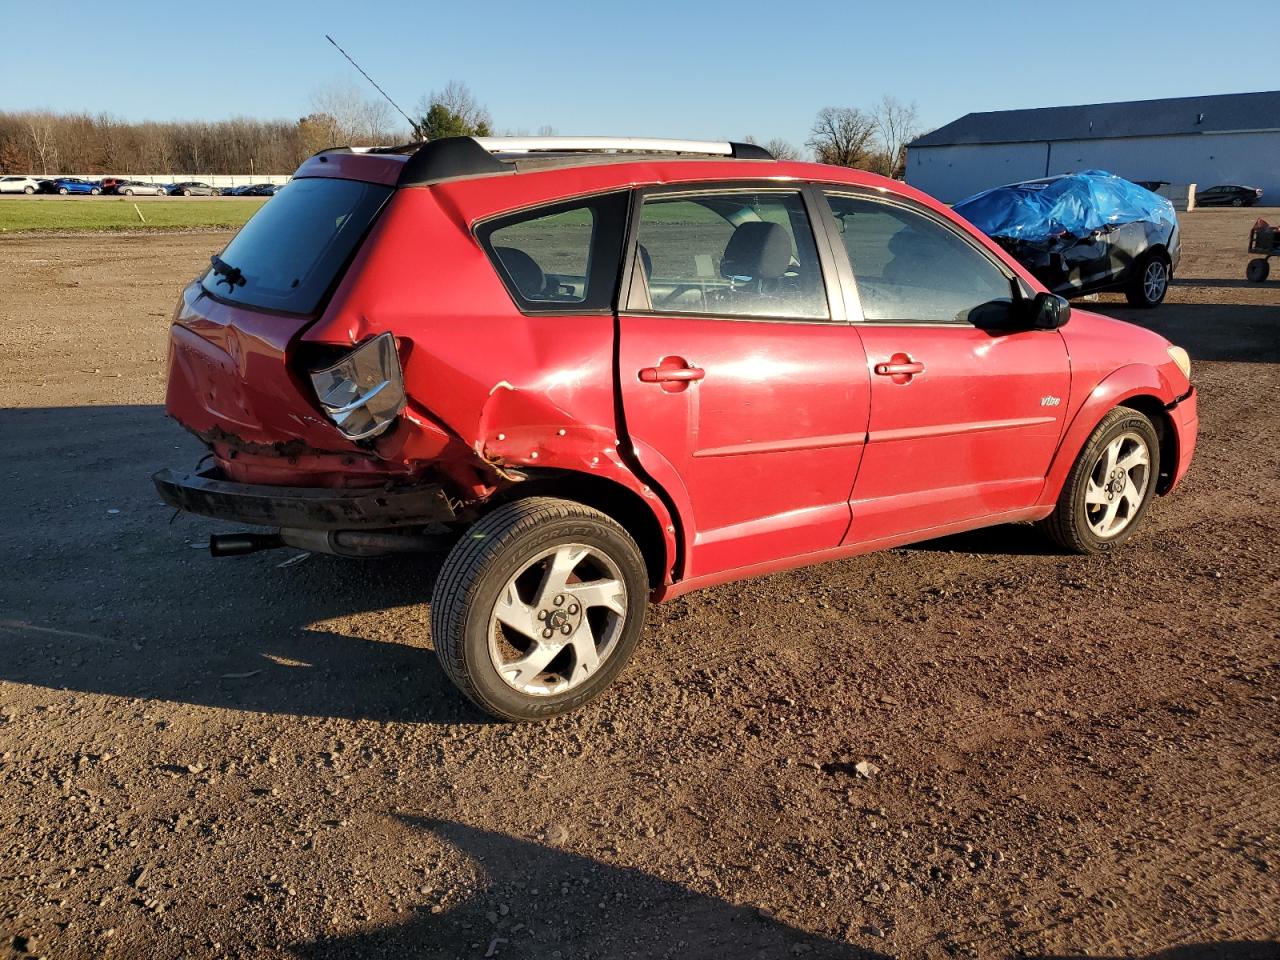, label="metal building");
[906,90,1279,204]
